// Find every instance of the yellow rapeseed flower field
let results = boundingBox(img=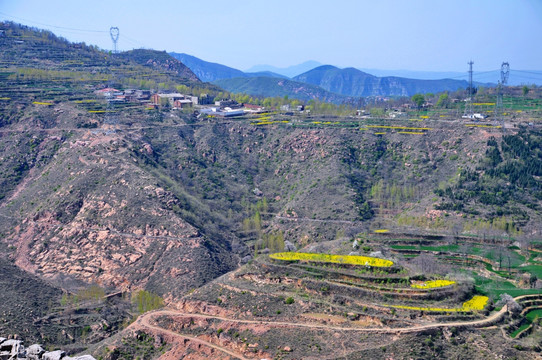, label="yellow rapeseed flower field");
[388,295,488,312]
[411,280,456,289]
[269,252,394,267]
[461,295,489,311]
